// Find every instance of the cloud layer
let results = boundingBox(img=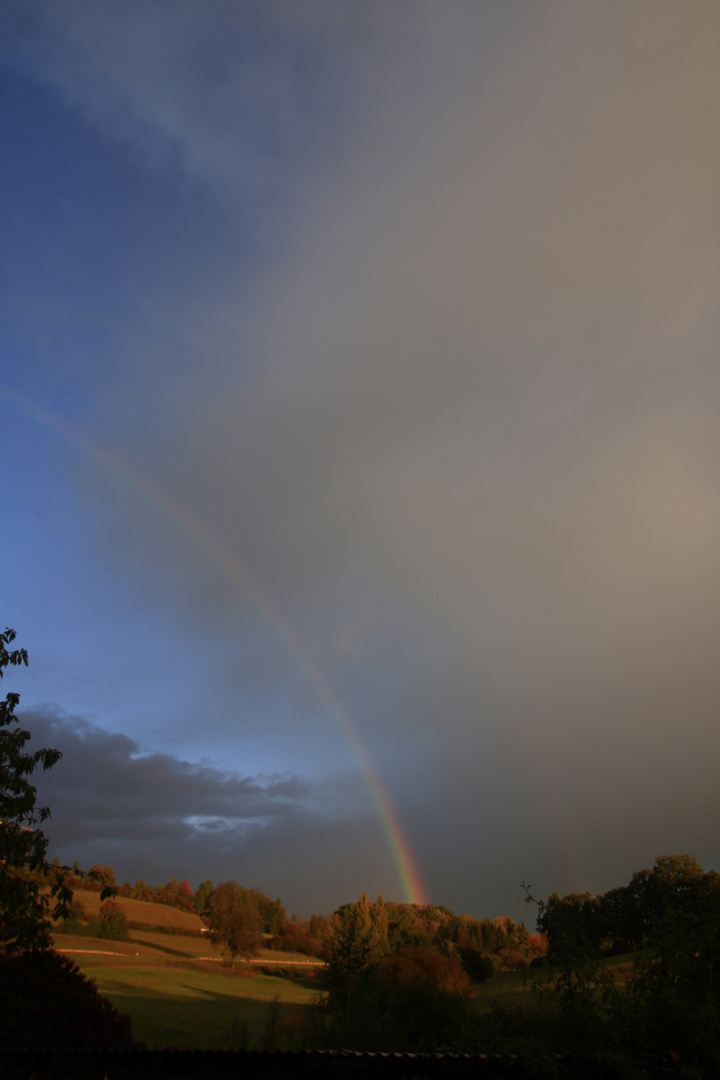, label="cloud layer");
[26,707,398,913]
